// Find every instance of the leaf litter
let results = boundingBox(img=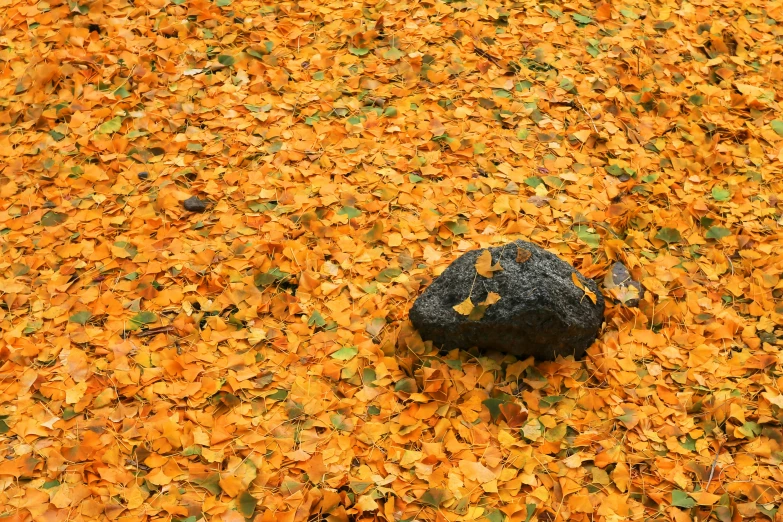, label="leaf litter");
[0,0,782,520]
